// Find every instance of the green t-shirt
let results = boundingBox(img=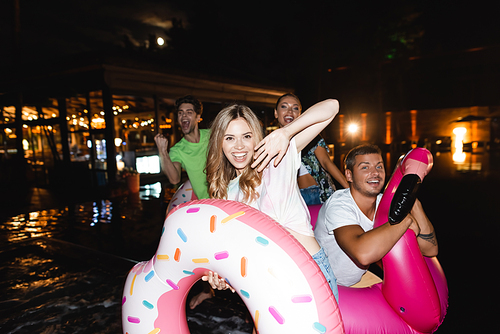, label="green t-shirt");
[169,128,210,199]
